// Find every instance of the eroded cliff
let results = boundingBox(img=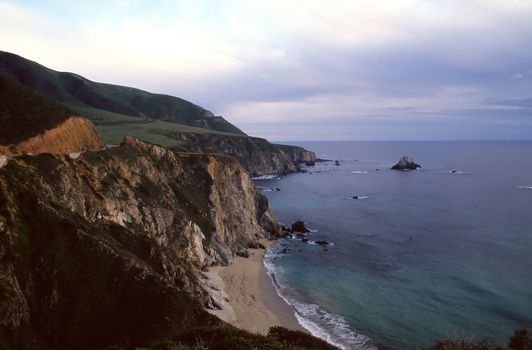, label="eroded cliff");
[0,136,285,349]
[0,116,104,156]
